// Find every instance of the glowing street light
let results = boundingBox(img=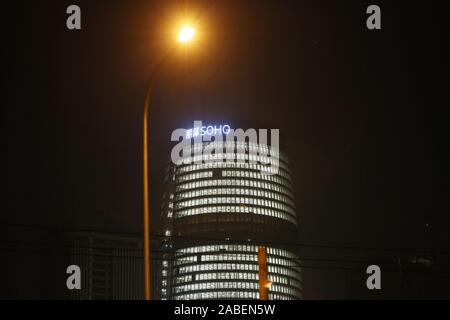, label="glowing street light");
[178,26,196,43]
[142,22,197,301]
